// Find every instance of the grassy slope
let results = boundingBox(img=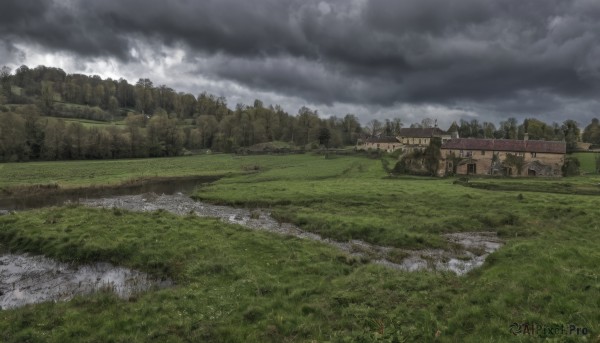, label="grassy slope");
[0,154,598,341]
